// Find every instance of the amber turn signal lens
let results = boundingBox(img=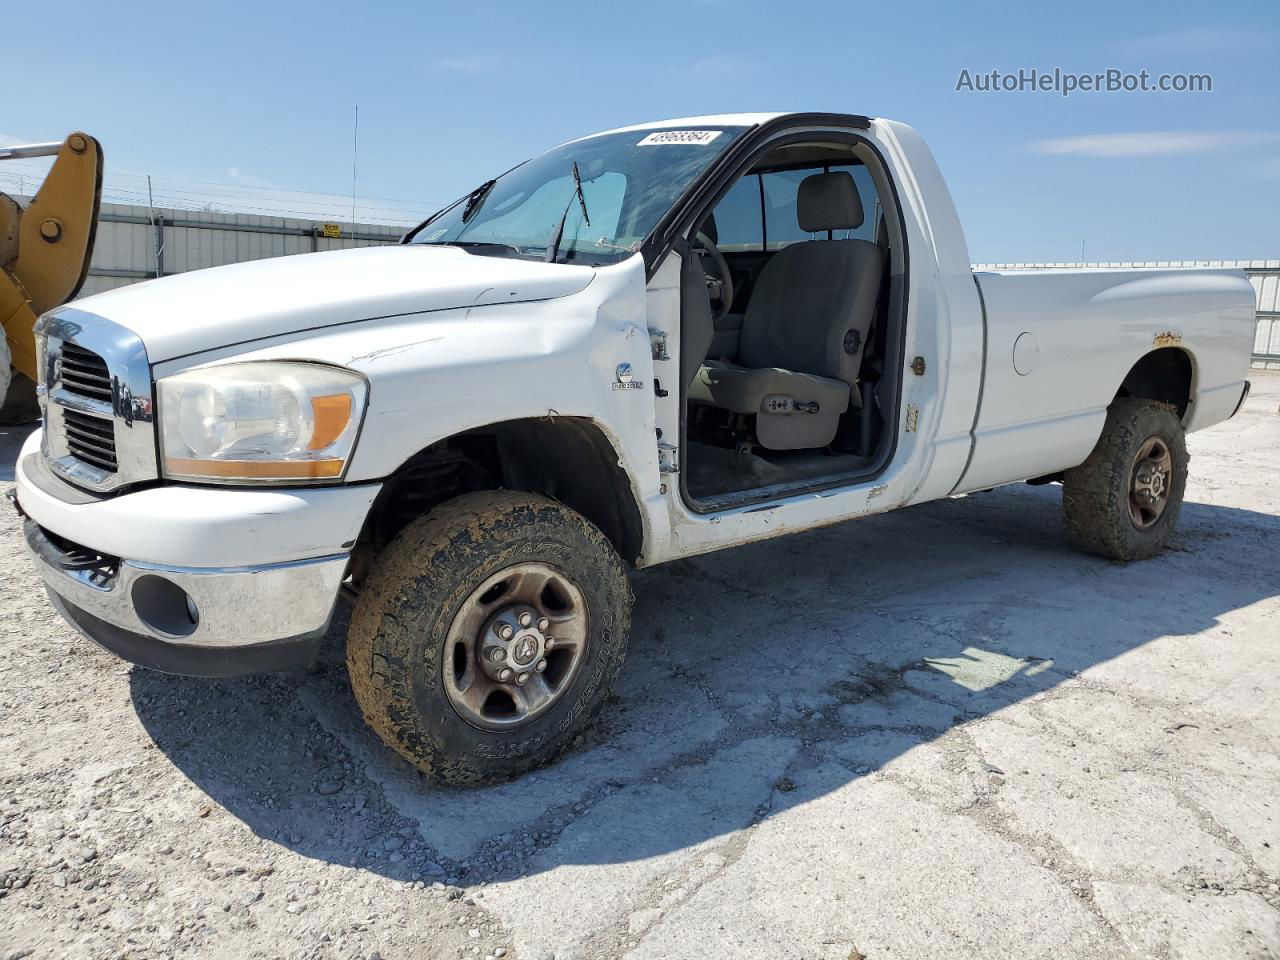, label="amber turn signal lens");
[308,394,354,451]
[164,457,345,480]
